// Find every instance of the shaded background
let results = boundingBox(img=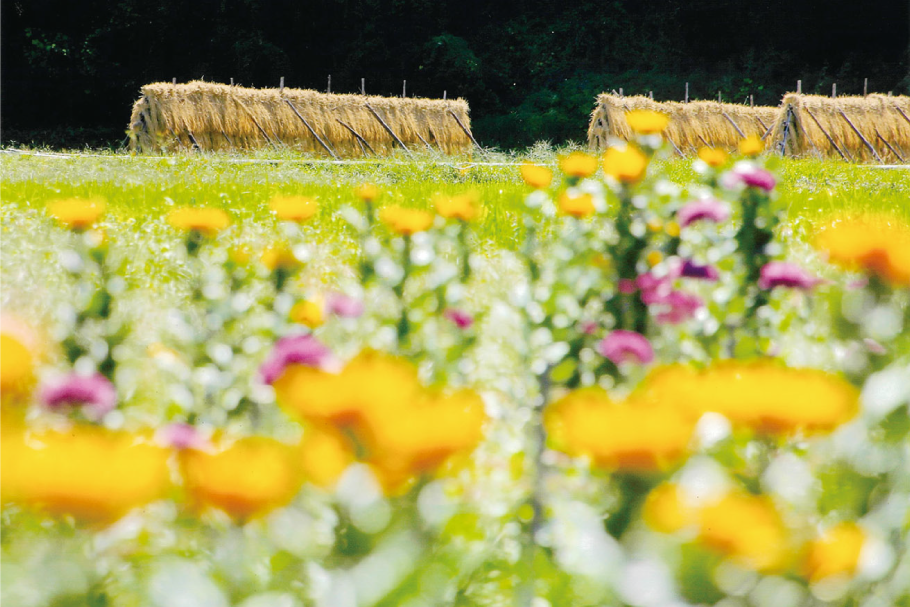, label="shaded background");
[2,0,908,150]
